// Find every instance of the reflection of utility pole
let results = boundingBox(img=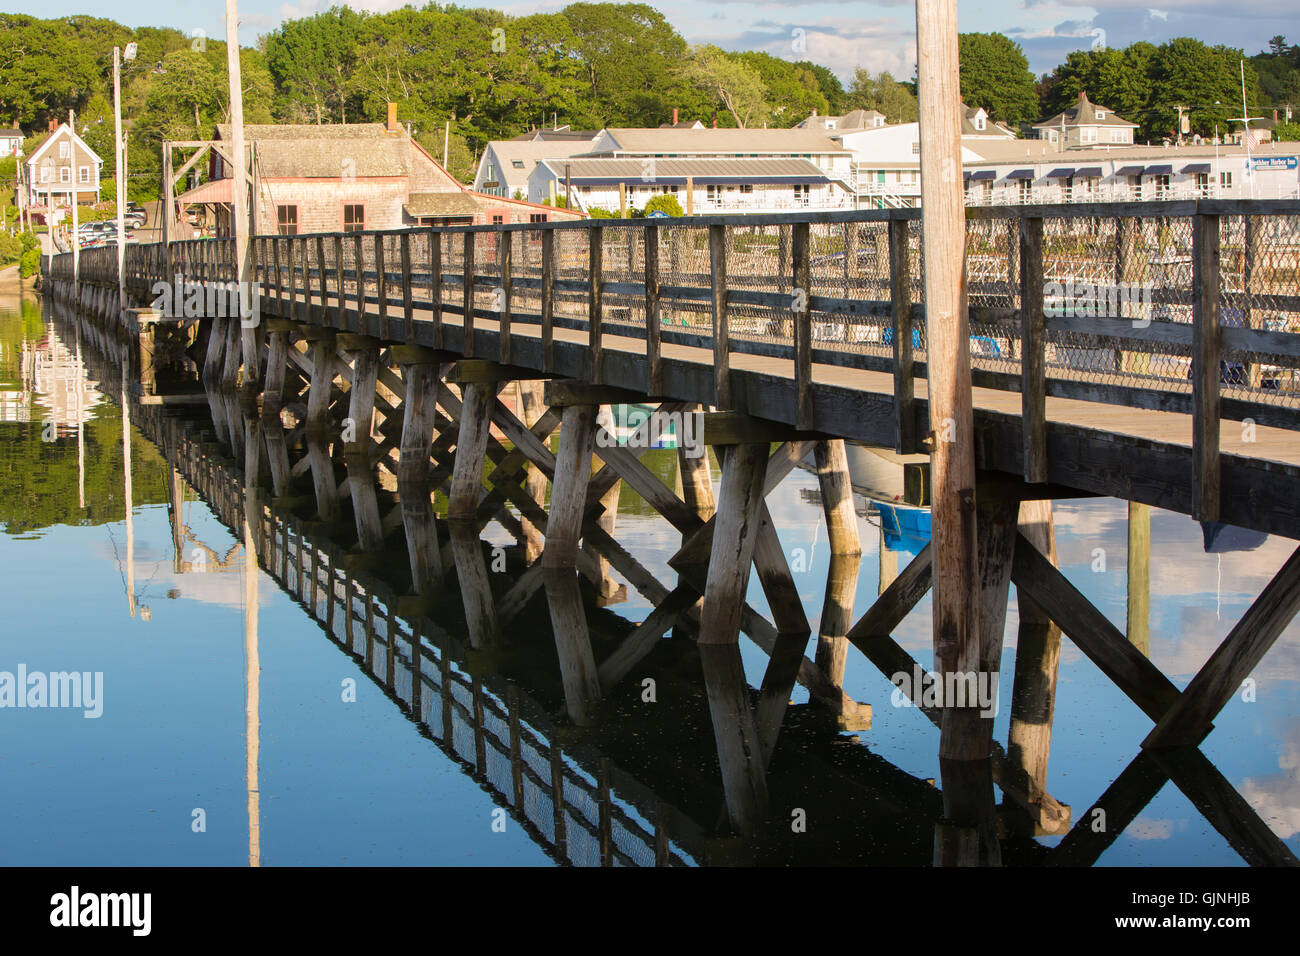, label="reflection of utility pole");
[1127,501,1150,657]
[121,376,135,617]
[242,416,261,868]
[1173,105,1188,146]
